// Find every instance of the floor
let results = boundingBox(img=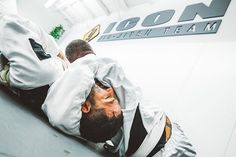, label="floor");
[0,86,113,157]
